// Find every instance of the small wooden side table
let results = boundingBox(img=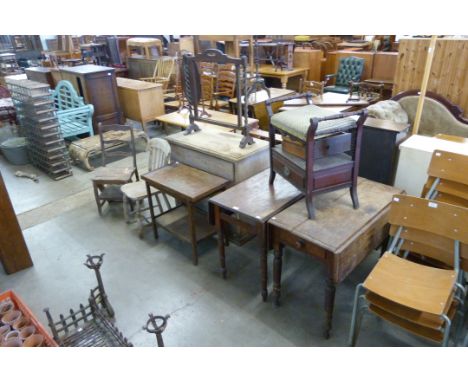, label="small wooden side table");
[268,178,402,338]
[258,65,309,90]
[142,163,229,265]
[209,169,303,301]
